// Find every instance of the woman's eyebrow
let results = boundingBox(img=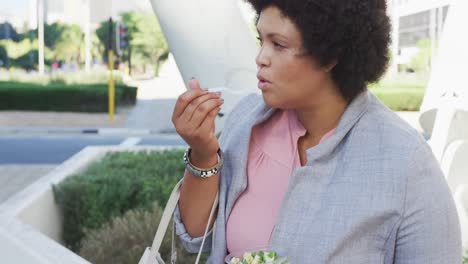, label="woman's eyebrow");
[256,27,288,40]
